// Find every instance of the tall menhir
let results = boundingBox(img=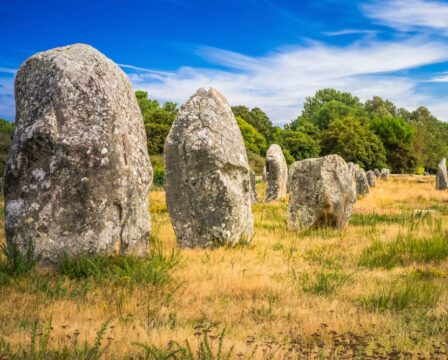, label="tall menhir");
[4,44,153,263]
[164,87,254,248]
